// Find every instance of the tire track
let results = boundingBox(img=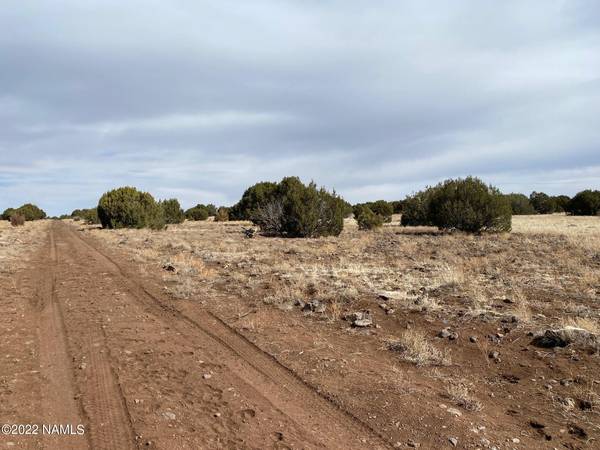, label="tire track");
[36,228,89,450]
[63,223,392,449]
